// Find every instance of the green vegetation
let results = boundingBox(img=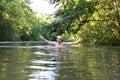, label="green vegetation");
[48,0,120,45]
[0,0,50,41]
[0,0,120,45]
